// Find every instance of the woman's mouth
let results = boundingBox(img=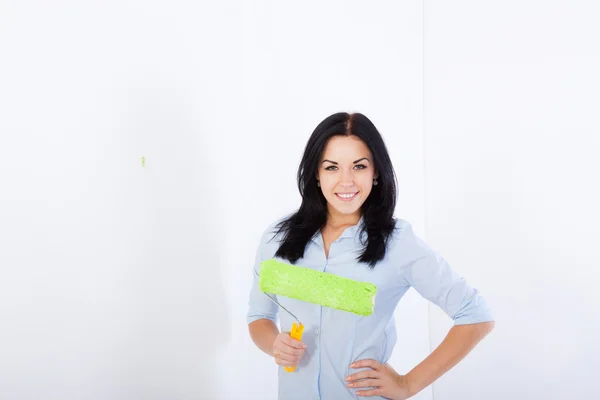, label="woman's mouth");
[335,192,359,202]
